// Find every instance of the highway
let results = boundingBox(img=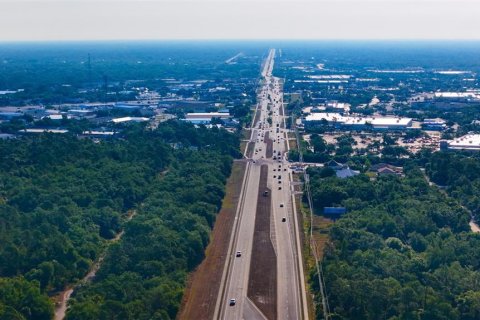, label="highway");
[214,49,308,320]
